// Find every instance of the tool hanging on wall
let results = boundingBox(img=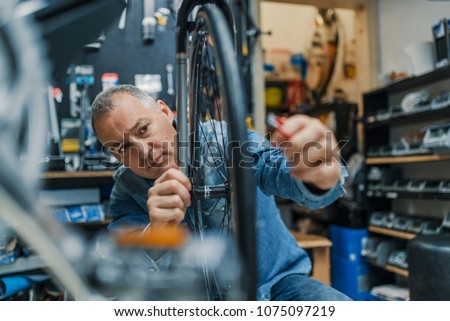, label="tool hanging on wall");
[142,0,172,43]
[47,85,63,157]
[155,8,170,32]
[66,65,95,171]
[142,0,156,42]
[166,64,174,96]
[118,0,128,30]
[84,31,106,51]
